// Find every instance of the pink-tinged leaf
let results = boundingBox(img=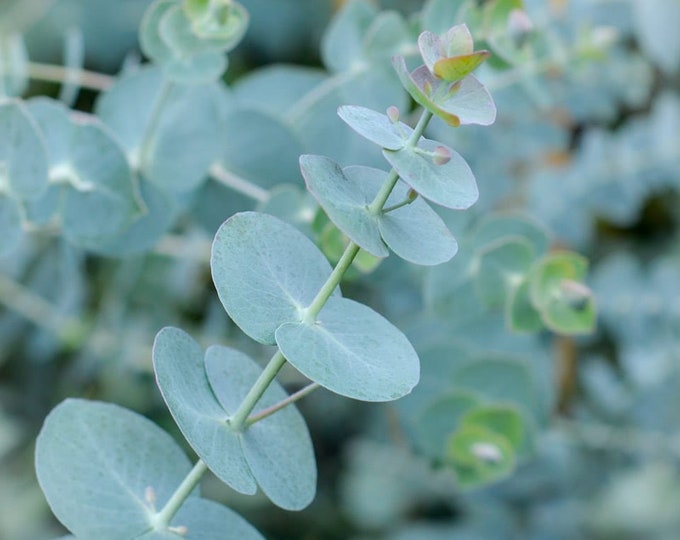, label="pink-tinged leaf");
[418,31,443,74]
[434,50,491,82]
